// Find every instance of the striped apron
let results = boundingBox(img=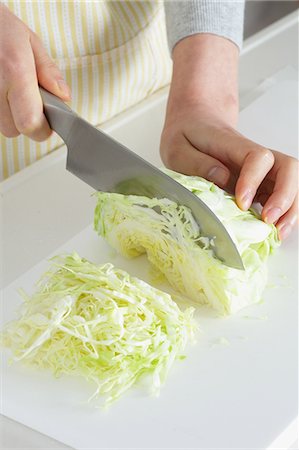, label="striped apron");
[0,1,172,180]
